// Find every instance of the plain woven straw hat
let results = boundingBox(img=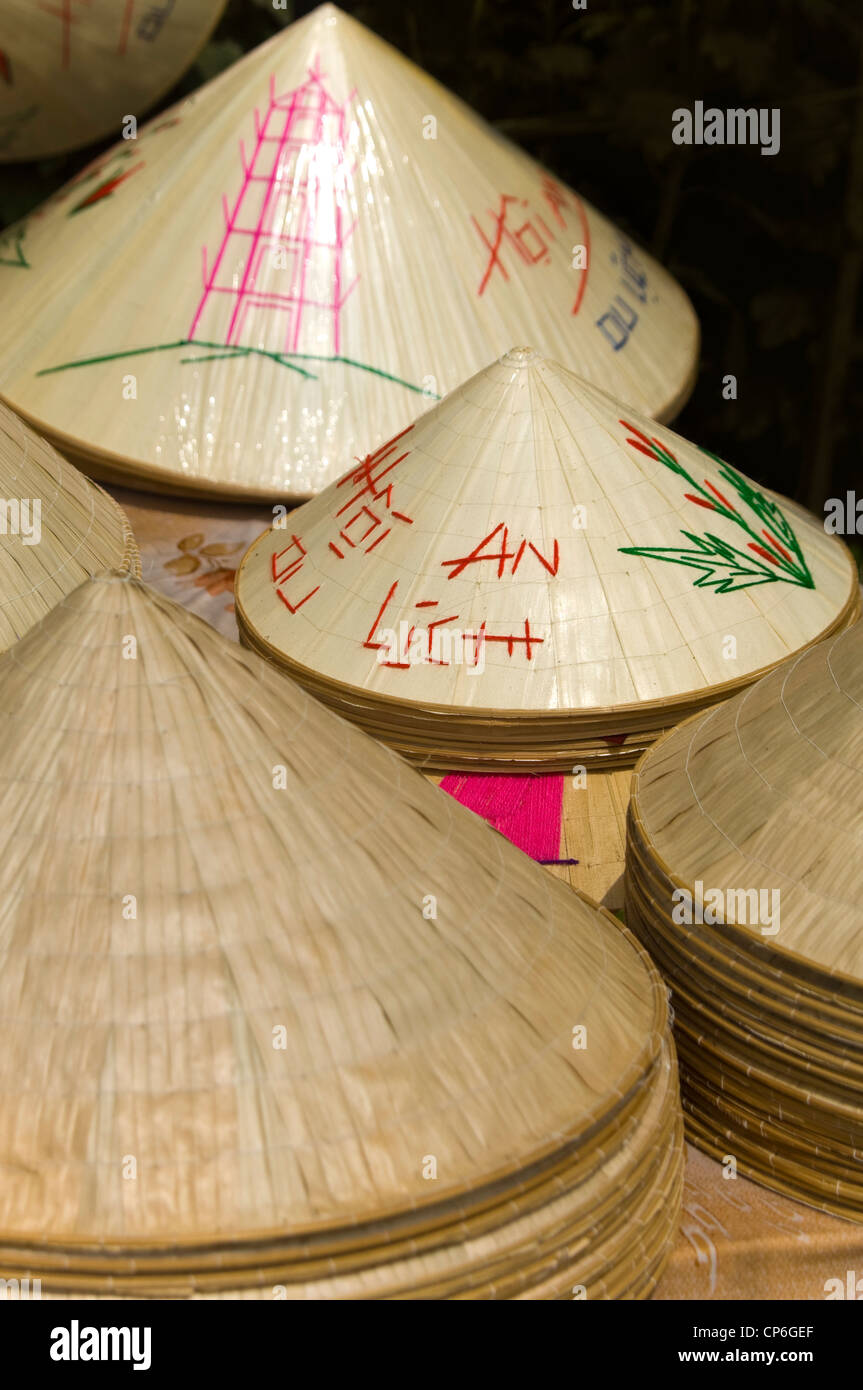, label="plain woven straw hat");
[0,3,697,499]
[0,573,681,1296]
[626,619,863,1220]
[234,347,859,771]
[0,0,227,161]
[0,400,139,652]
